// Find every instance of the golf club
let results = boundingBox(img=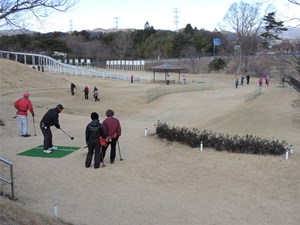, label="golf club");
[59,128,74,140]
[100,150,106,167]
[117,140,123,161]
[33,117,37,136]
